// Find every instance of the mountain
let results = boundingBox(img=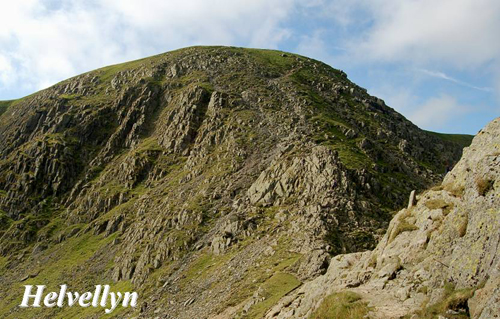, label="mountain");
[0,46,470,318]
